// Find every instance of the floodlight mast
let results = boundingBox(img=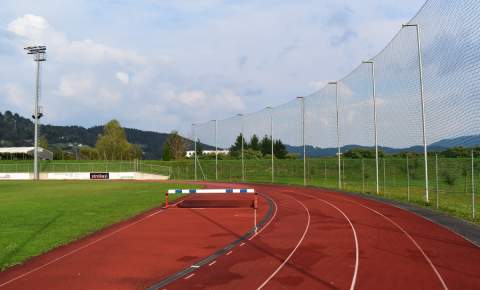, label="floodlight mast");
[24,46,46,181]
